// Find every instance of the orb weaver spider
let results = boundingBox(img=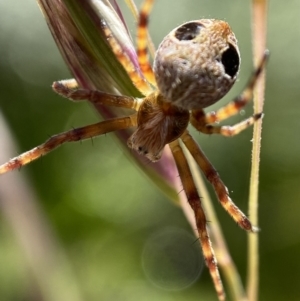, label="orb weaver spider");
[0,0,268,300]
